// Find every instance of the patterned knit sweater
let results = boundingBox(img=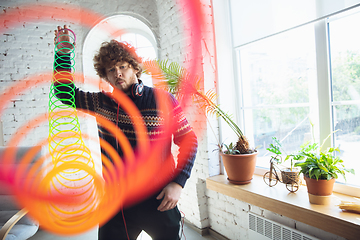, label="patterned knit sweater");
[54,53,198,188]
